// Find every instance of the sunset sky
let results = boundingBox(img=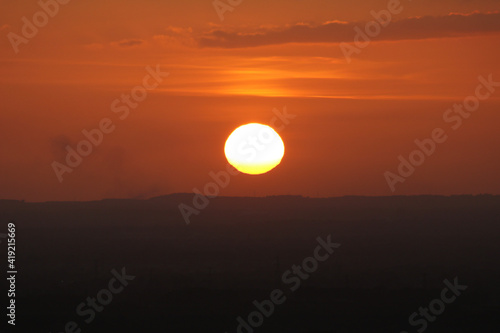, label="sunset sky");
[1,0,500,201]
